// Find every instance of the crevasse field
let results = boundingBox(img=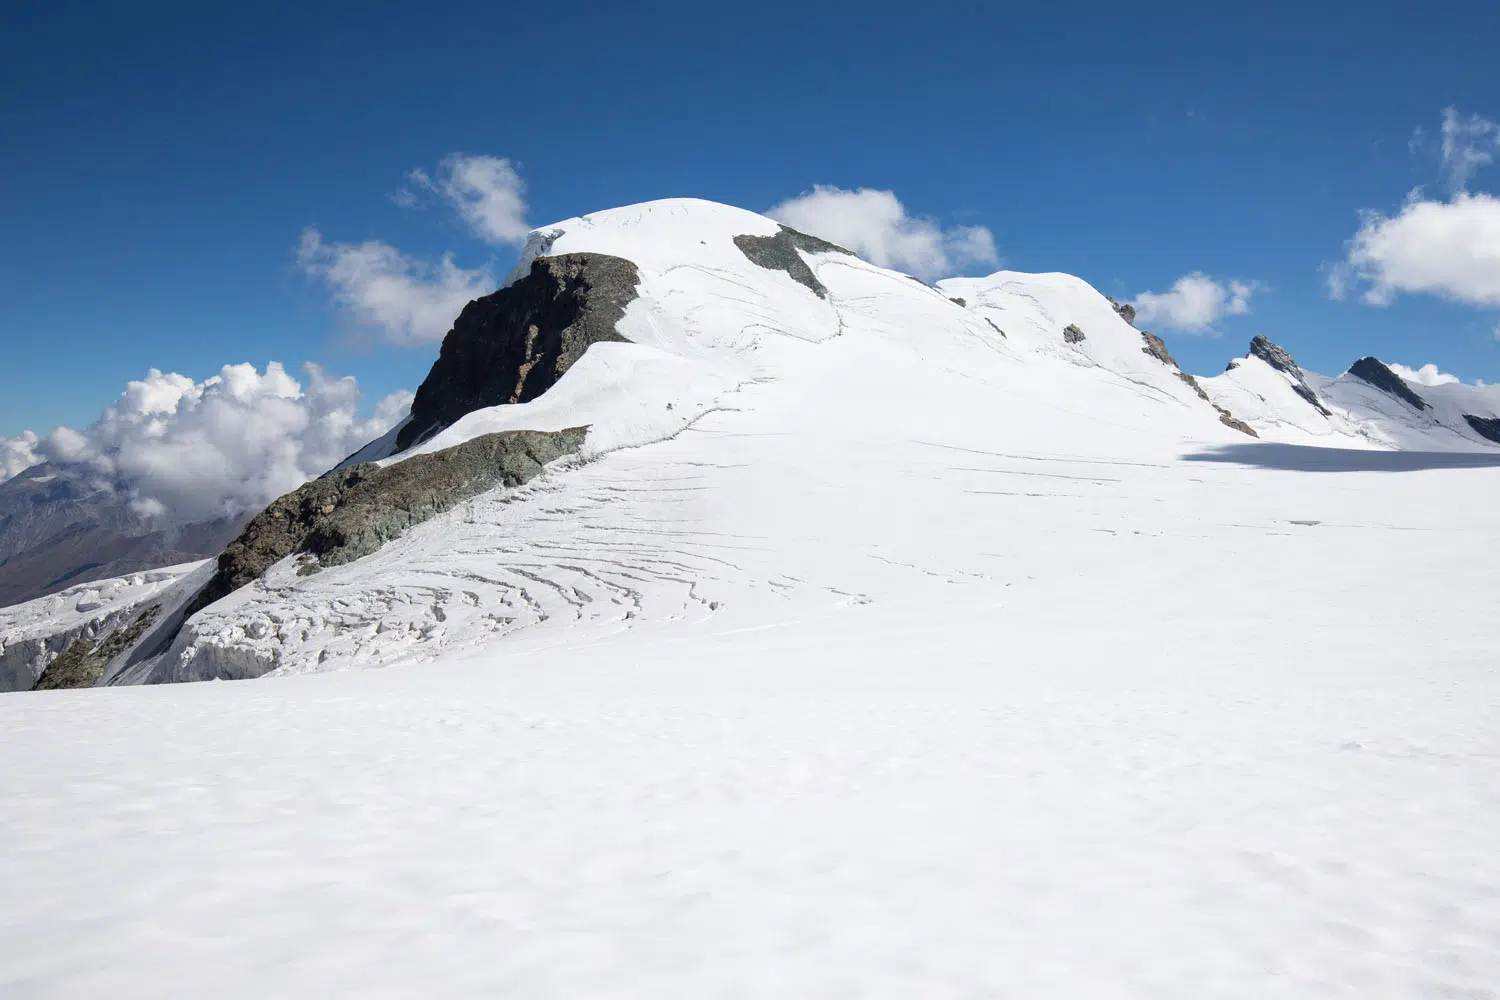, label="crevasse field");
[3,201,1499,998]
